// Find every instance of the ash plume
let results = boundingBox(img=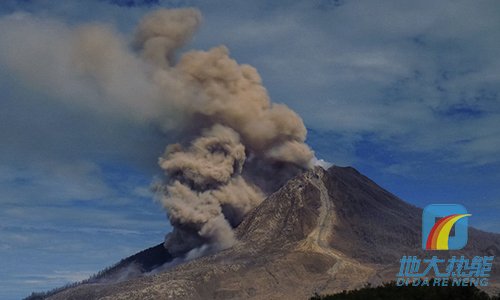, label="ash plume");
[0,8,321,259]
[140,9,315,257]
[133,8,201,67]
